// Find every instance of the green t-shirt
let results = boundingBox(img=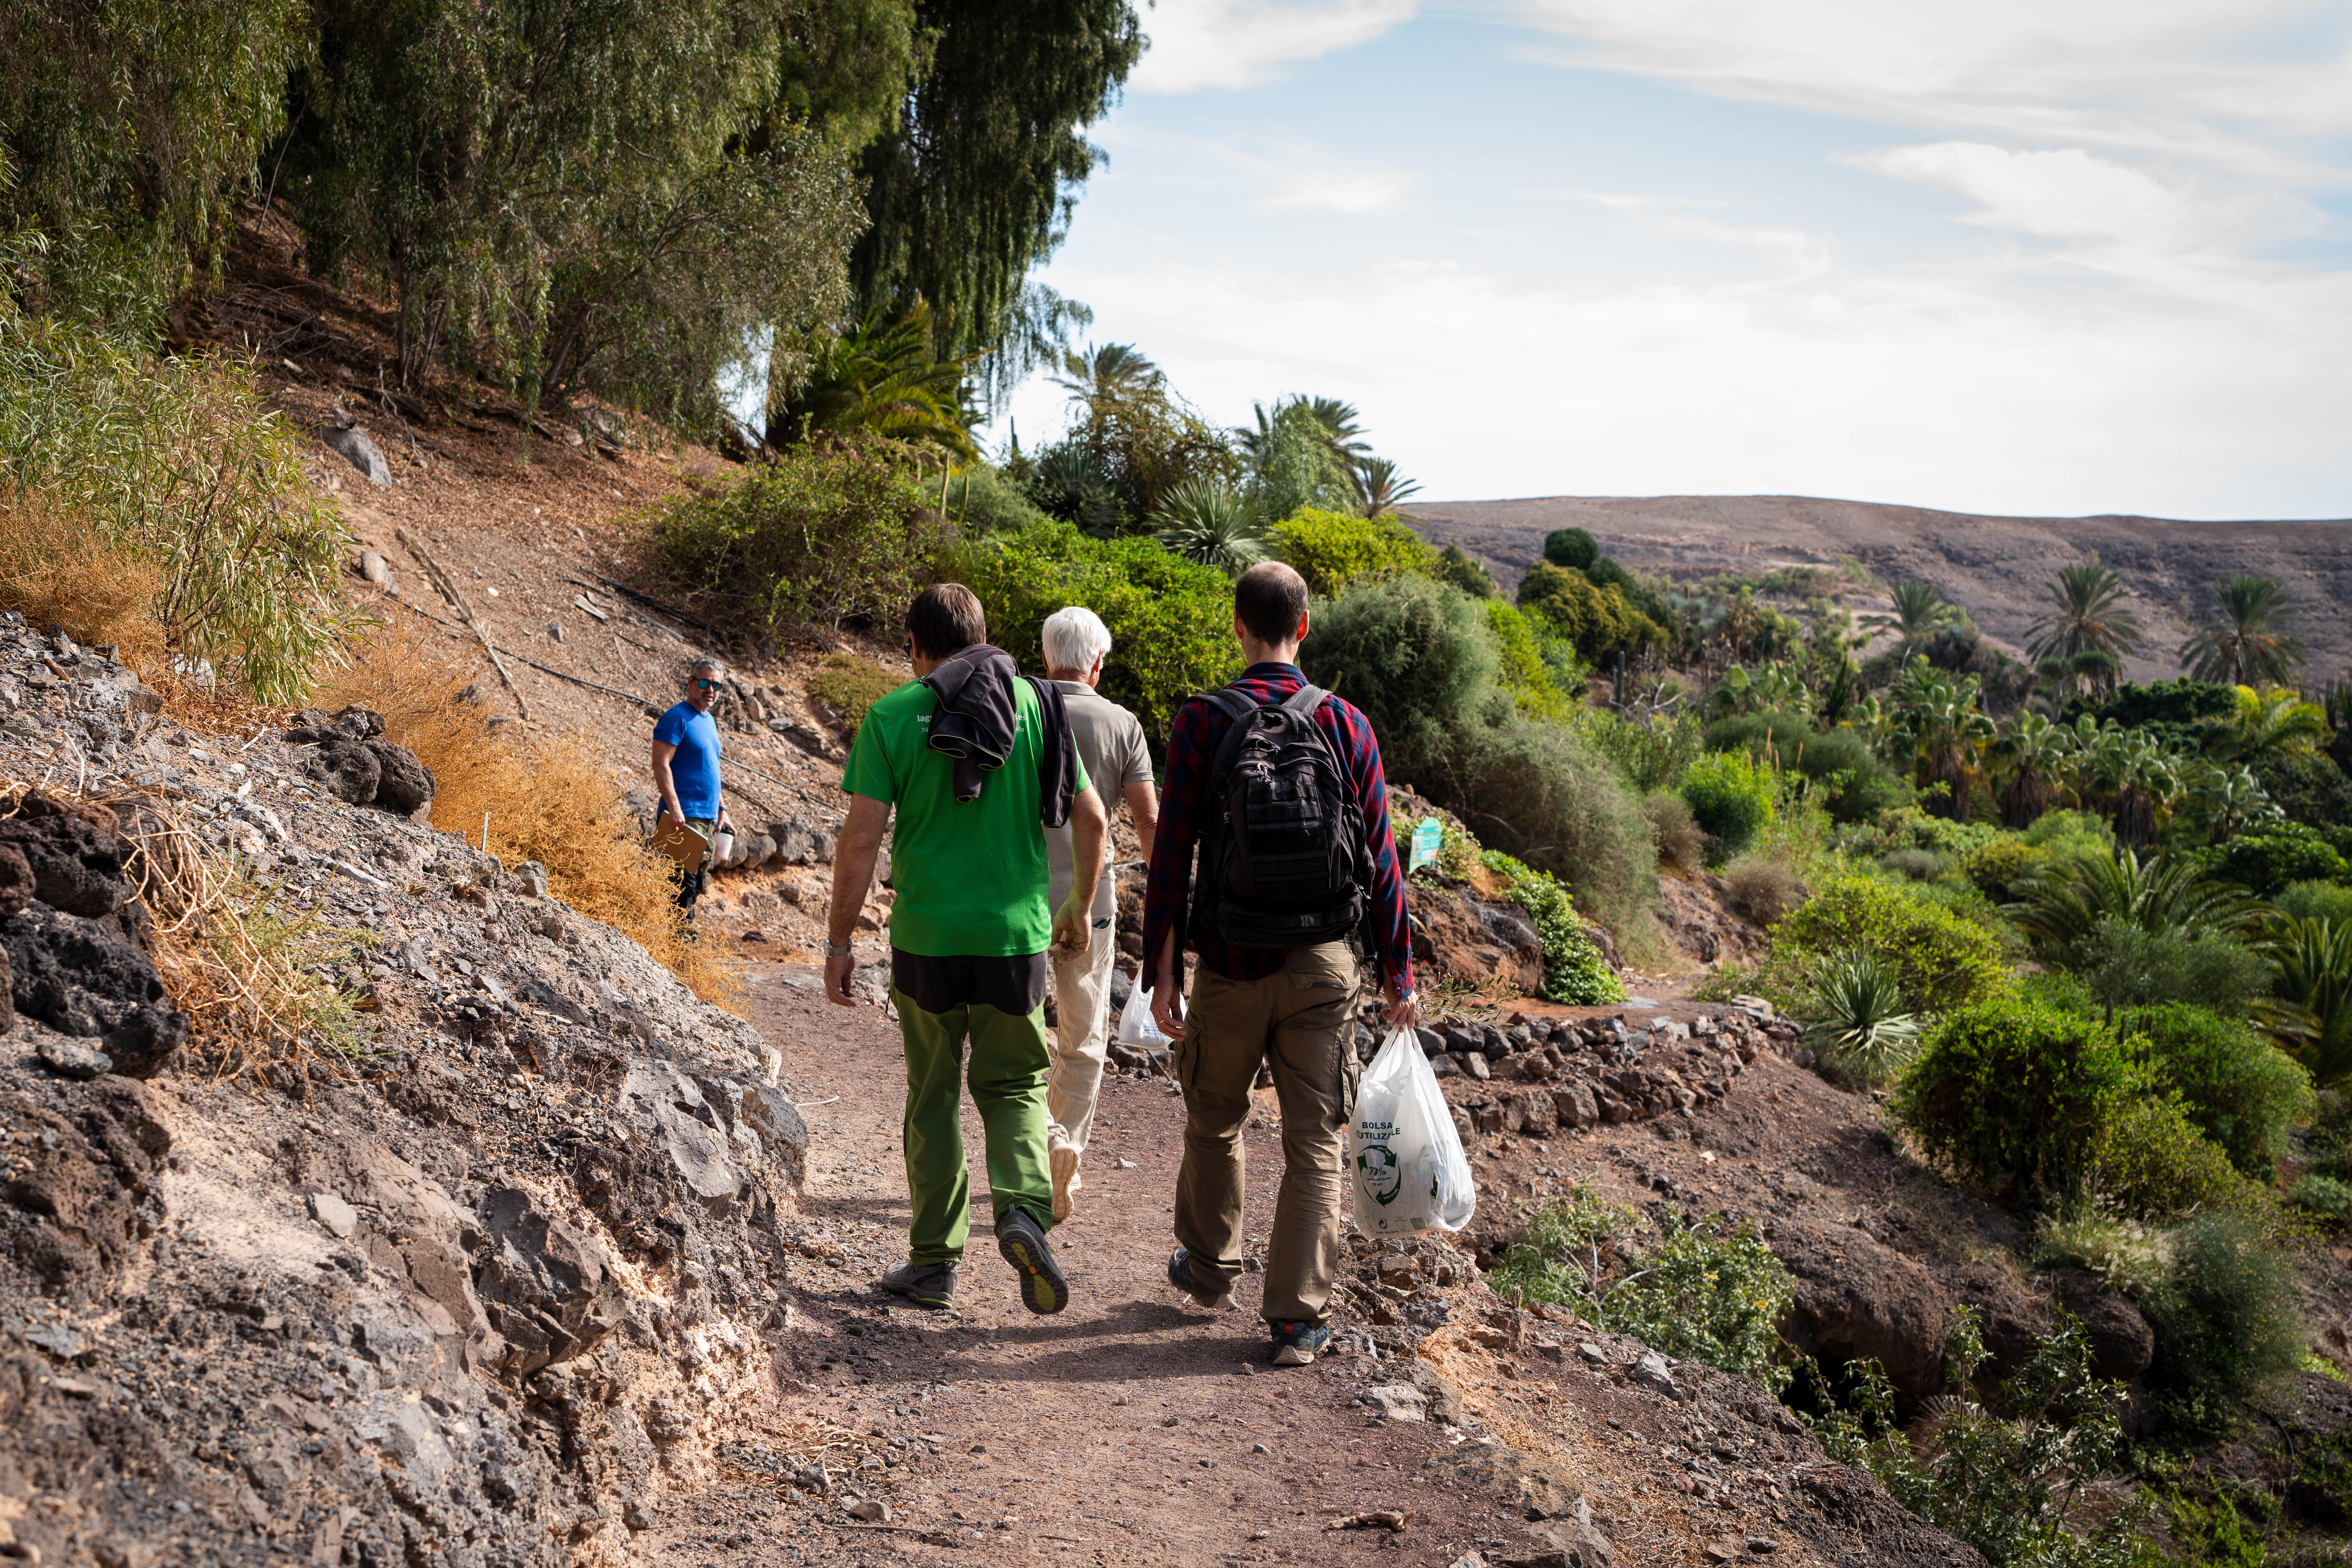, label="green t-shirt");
[840,675,1091,957]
